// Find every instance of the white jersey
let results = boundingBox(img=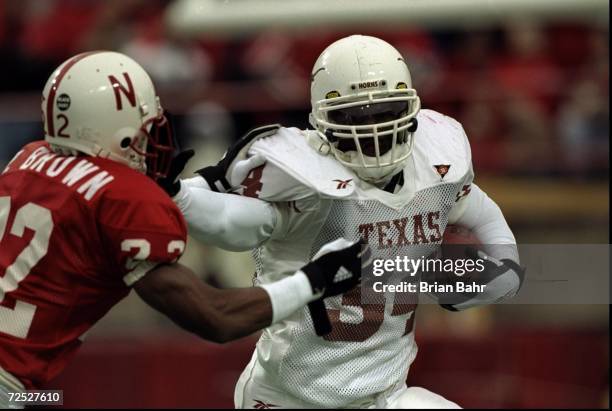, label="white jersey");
[235,109,474,407]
